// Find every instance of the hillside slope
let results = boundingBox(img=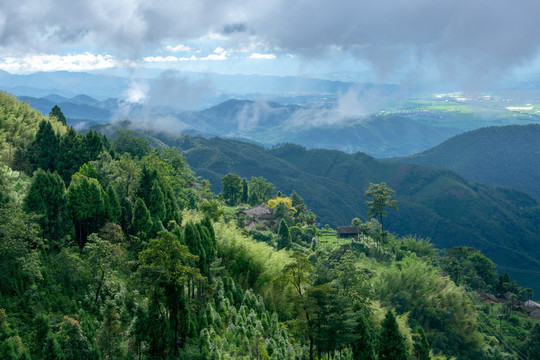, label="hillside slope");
[128,131,540,291]
[398,124,540,200]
